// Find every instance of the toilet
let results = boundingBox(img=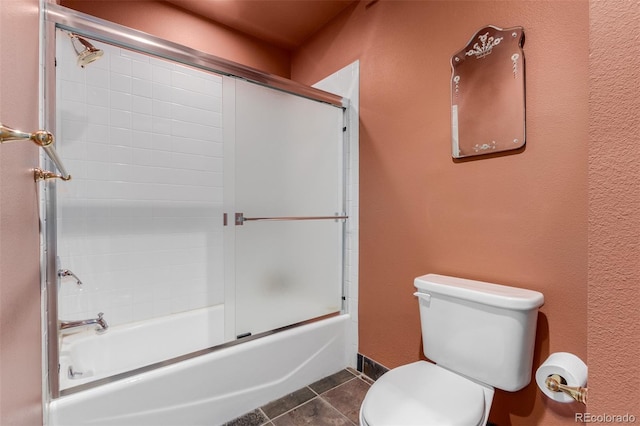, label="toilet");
[359,273,544,426]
